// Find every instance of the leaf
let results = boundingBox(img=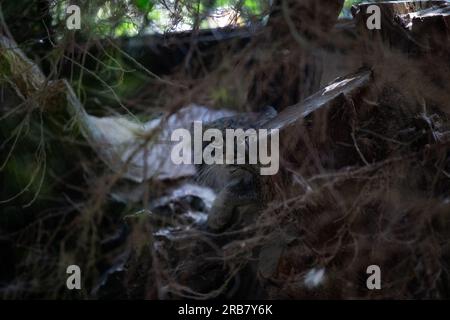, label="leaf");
[244,0,259,13]
[133,0,154,13]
